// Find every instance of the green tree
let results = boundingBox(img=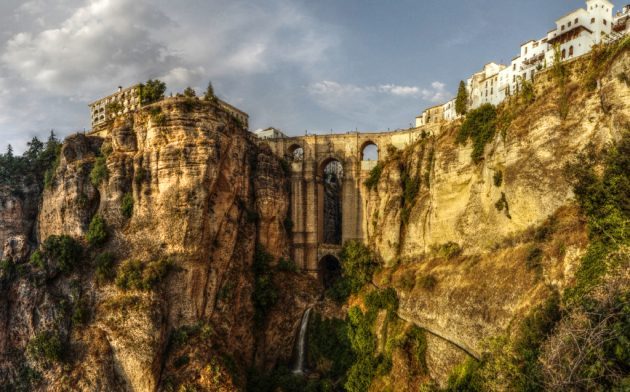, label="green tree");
[204,81,218,102]
[183,87,196,98]
[86,215,108,247]
[455,80,469,116]
[139,79,166,105]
